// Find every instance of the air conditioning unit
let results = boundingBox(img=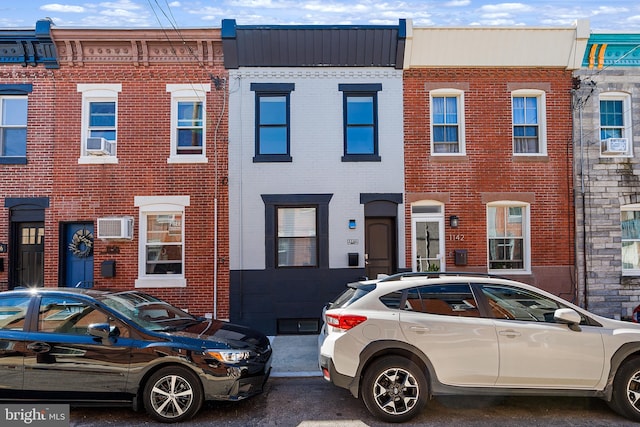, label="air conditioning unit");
[603,137,628,154]
[86,137,114,155]
[97,217,134,240]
